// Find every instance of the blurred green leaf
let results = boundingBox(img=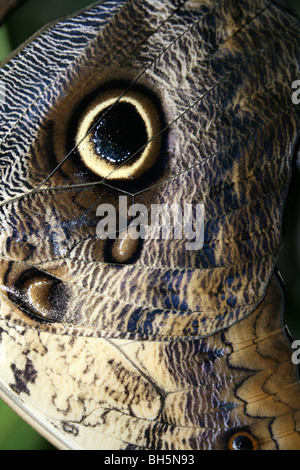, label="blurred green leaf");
[0,25,12,60]
[0,399,54,450]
